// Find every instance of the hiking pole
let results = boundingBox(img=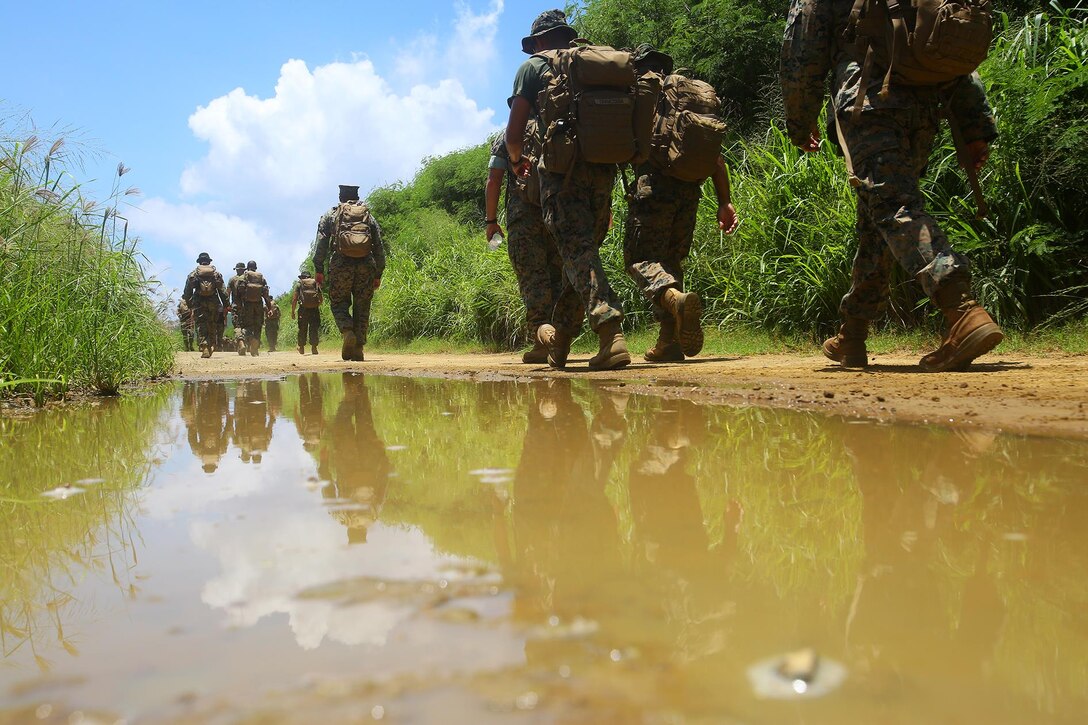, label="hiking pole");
[945,106,989,220]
